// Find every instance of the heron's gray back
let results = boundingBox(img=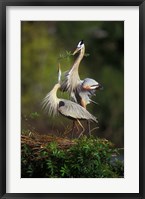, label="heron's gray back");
[58,99,98,123]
